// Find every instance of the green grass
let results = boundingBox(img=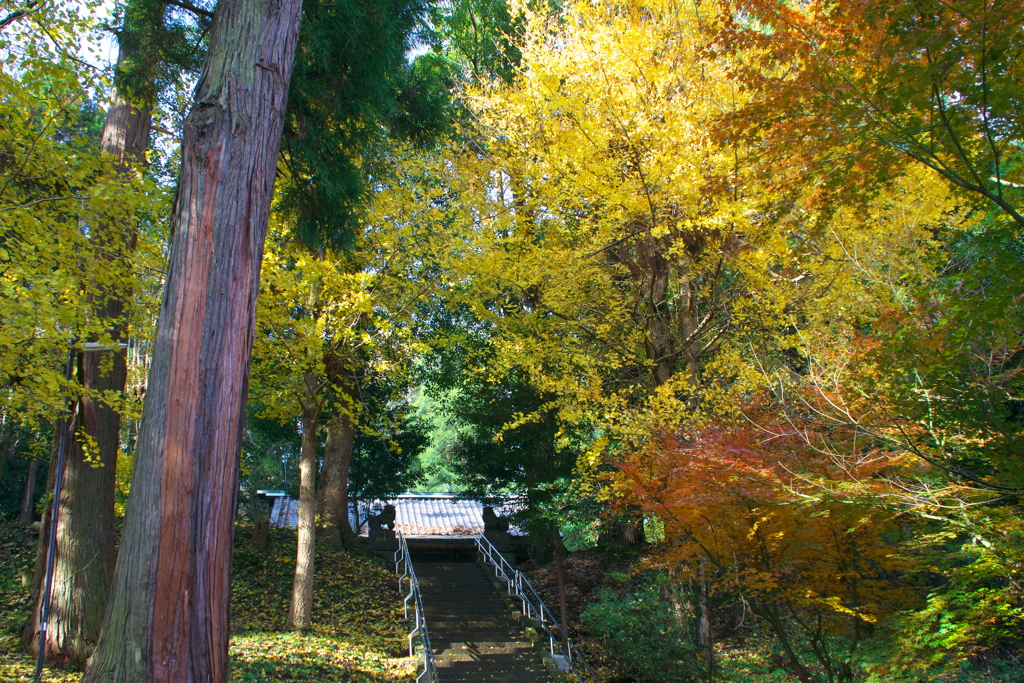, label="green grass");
[0,523,414,682]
